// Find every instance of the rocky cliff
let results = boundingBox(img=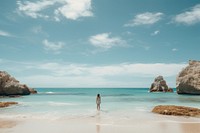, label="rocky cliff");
[0,71,36,96]
[149,76,173,92]
[176,60,200,94]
